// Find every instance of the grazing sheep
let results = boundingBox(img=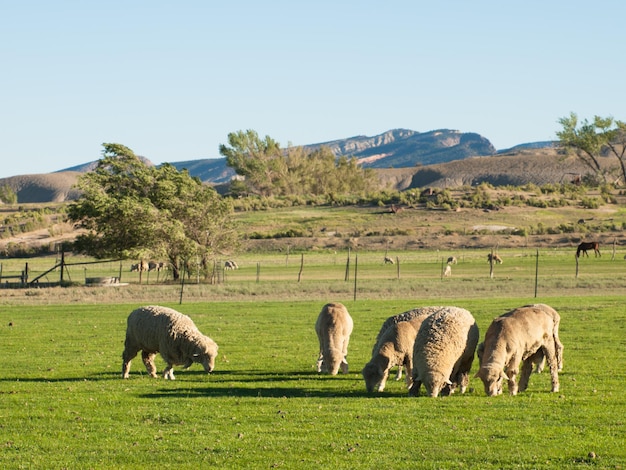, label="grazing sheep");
[409,307,479,397]
[487,253,503,264]
[447,256,457,265]
[315,302,353,375]
[475,306,560,396]
[476,303,564,375]
[363,313,429,392]
[384,256,395,265]
[122,305,218,380]
[522,303,564,372]
[443,265,452,277]
[224,260,238,270]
